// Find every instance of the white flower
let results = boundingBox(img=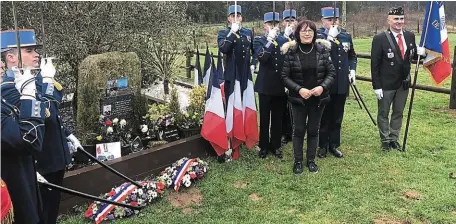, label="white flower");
[183,180,191,187]
[99,115,105,119]
[147,190,153,195]
[93,207,98,213]
[162,173,169,179]
[138,189,144,196]
[132,189,138,194]
[113,118,119,124]
[106,127,114,134]
[172,170,177,177]
[166,179,172,186]
[151,191,158,198]
[183,174,191,182]
[203,167,207,173]
[137,199,143,205]
[120,119,127,126]
[141,125,148,133]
